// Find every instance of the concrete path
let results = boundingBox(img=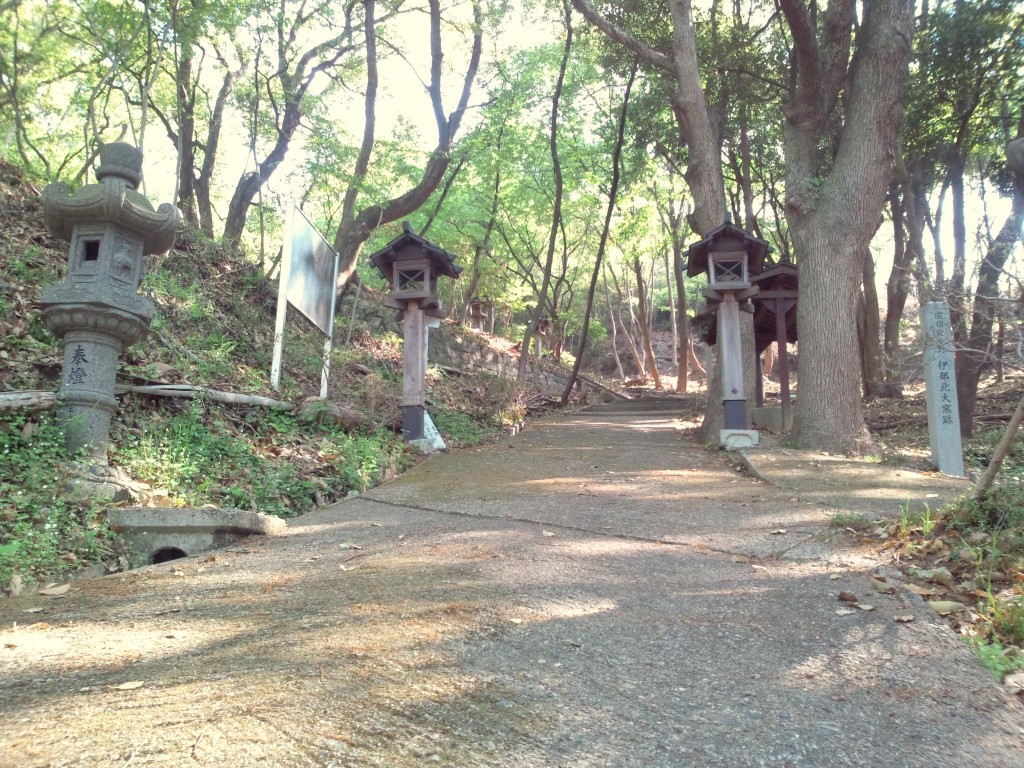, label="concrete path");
[2,401,1022,767]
